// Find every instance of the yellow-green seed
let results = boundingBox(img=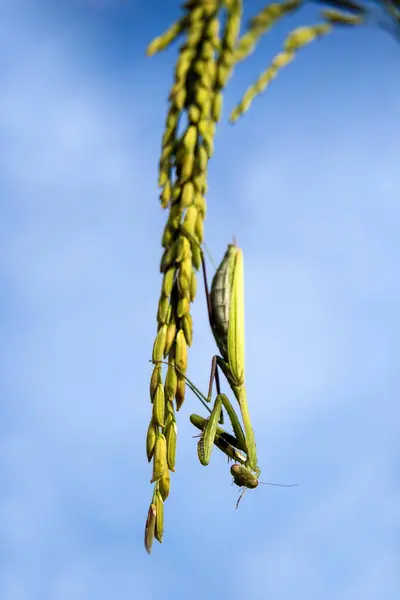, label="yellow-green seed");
[151,433,167,483]
[178,257,193,295]
[203,133,214,158]
[322,9,364,26]
[154,491,164,543]
[193,59,206,77]
[197,90,212,116]
[192,173,207,192]
[200,69,214,92]
[182,205,198,238]
[161,226,174,248]
[144,503,156,554]
[273,50,295,69]
[146,420,158,462]
[167,203,182,228]
[160,242,177,273]
[162,267,176,296]
[188,104,202,123]
[212,91,223,121]
[181,313,193,346]
[175,329,188,373]
[158,168,169,189]
[165,420,177,472]
[176,235,191,262]
[177,296,190,318]
[171,88,186,111]
[206,17,220,39]
[146,18,187,56]
[160,180,172,208]
[165,303,172,324]
[225,12,241,50]
[164,410,174,432]
[194,192,207,217]
[195,213,204,243]
[164,321,177,357]
[175,144,186,168]
[197,118,209,137]
[171,183,182,204]
[162,128,174,148]
[175,374,186,411]
[189,269,197,301]
[152,324,168,362]
[200,40,215,60]
[162,128,175,150]
[165,363,178,402]
[160,143,174,163]
[192,243,202,270]
[187,26,204,47]
[168,343,176,365]
[181,181,195,208]
[196,145,208,173]
[158,154,171,176]
[216,64,231,87]
[158,464,170,501]
[152,383,166,428]
[157,295,170,324]
[176,46,195,75]
[182,126,198,153]
[285,24,331,51]
[150,363,162,400]
[179,152,195,182]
